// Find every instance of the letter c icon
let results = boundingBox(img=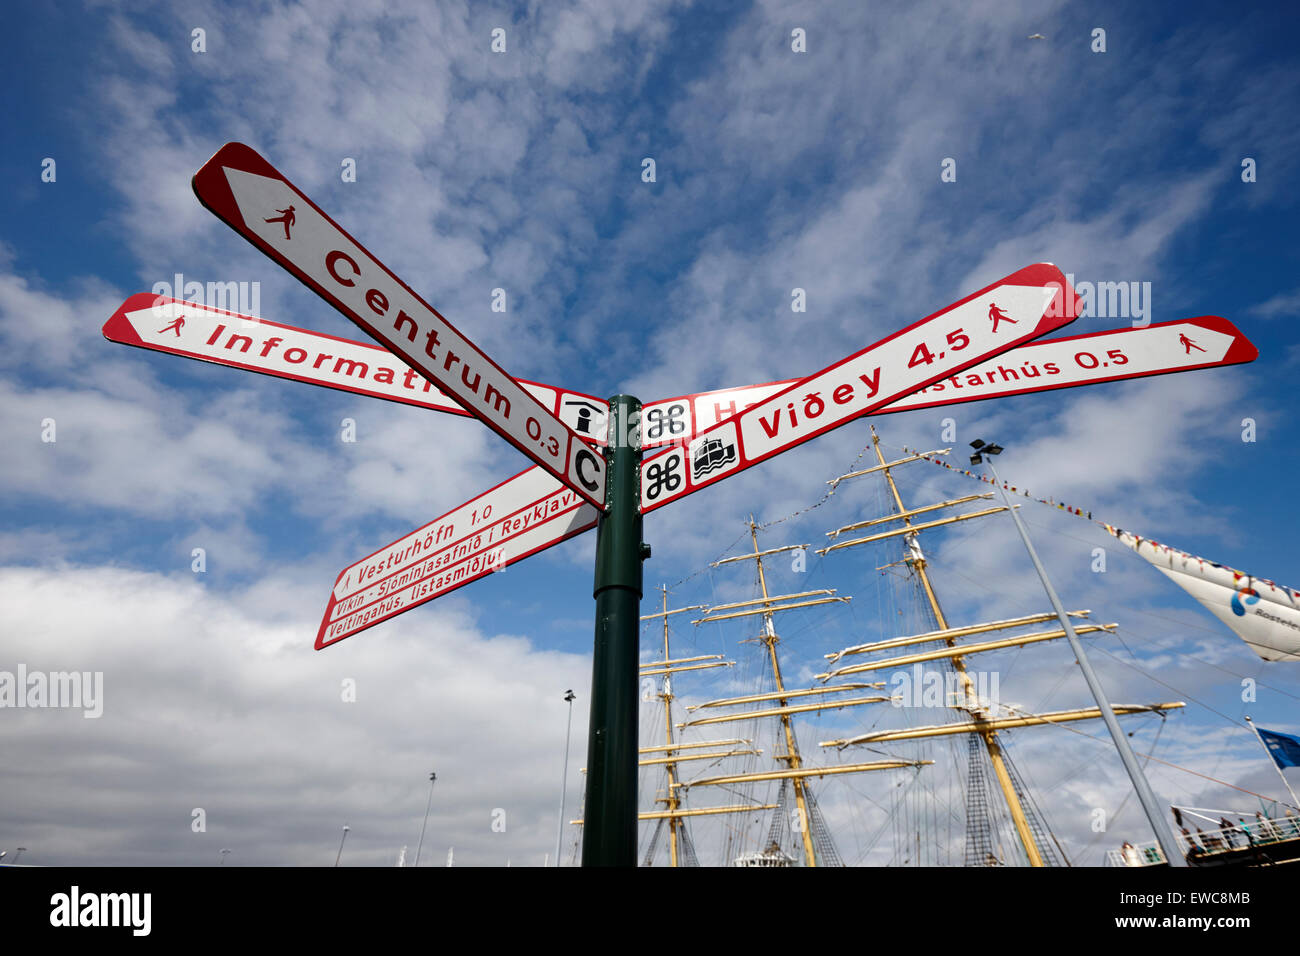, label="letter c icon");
[575,448,600,492]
